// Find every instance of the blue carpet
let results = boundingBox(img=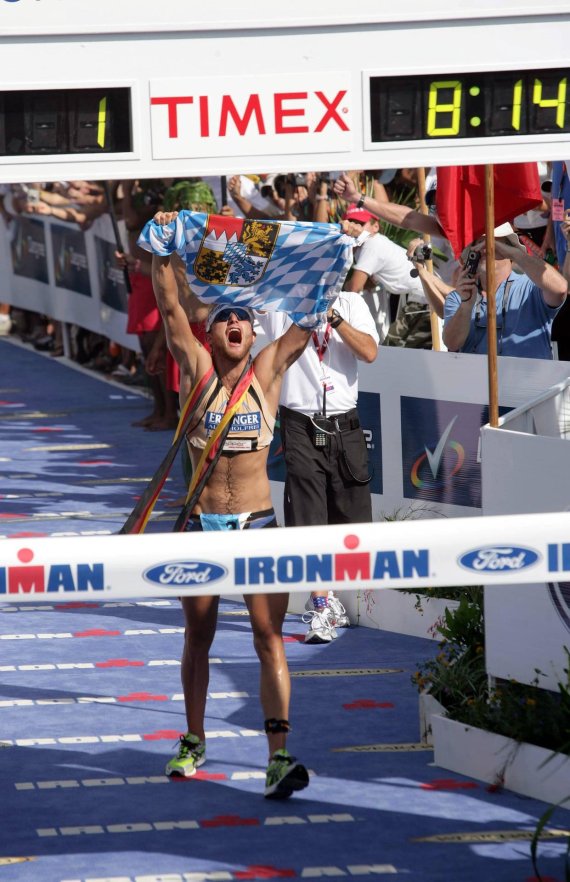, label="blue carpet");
[0,338,568,882]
